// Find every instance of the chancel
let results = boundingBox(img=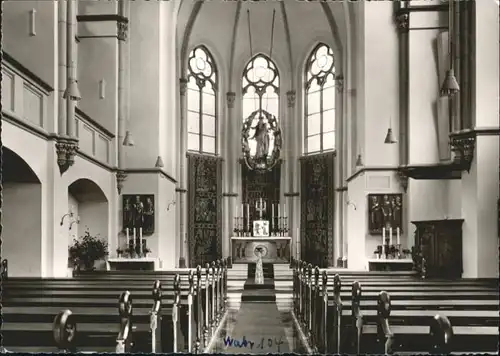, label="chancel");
[1,0,499,354]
